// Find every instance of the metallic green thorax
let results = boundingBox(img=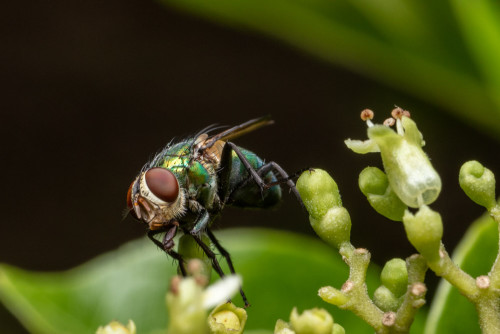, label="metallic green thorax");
[150,138,281,225]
